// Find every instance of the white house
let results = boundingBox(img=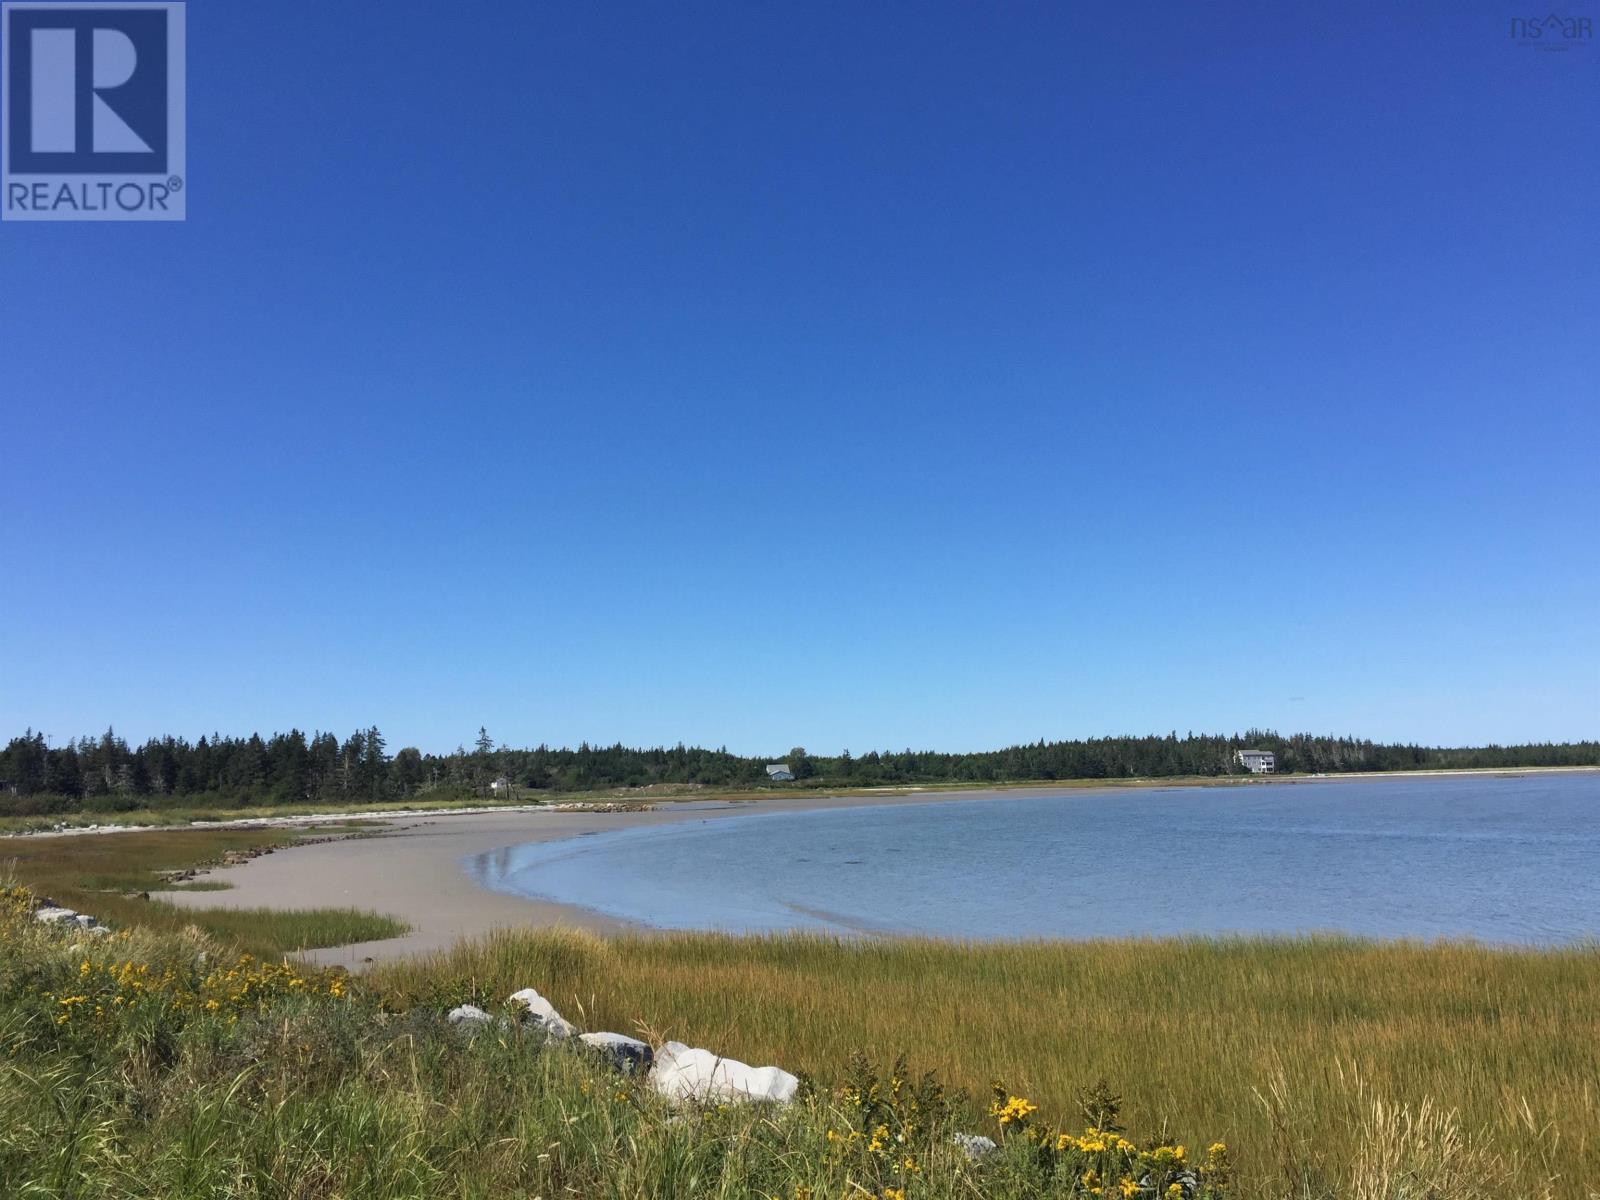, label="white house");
[1235,749,1275,774]
[765,763,795,782]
